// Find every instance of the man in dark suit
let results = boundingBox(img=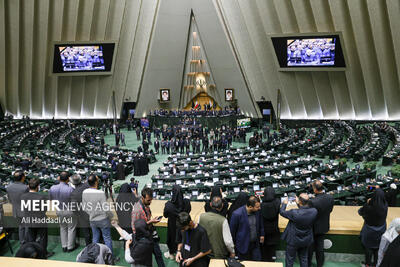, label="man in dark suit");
[154,138,160,154]
[308,180,334,267]
[21,178,53,258]
[230,196,264,261]
[280,193,317,267]
[6,170,29,244]
[70,174,91,246]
